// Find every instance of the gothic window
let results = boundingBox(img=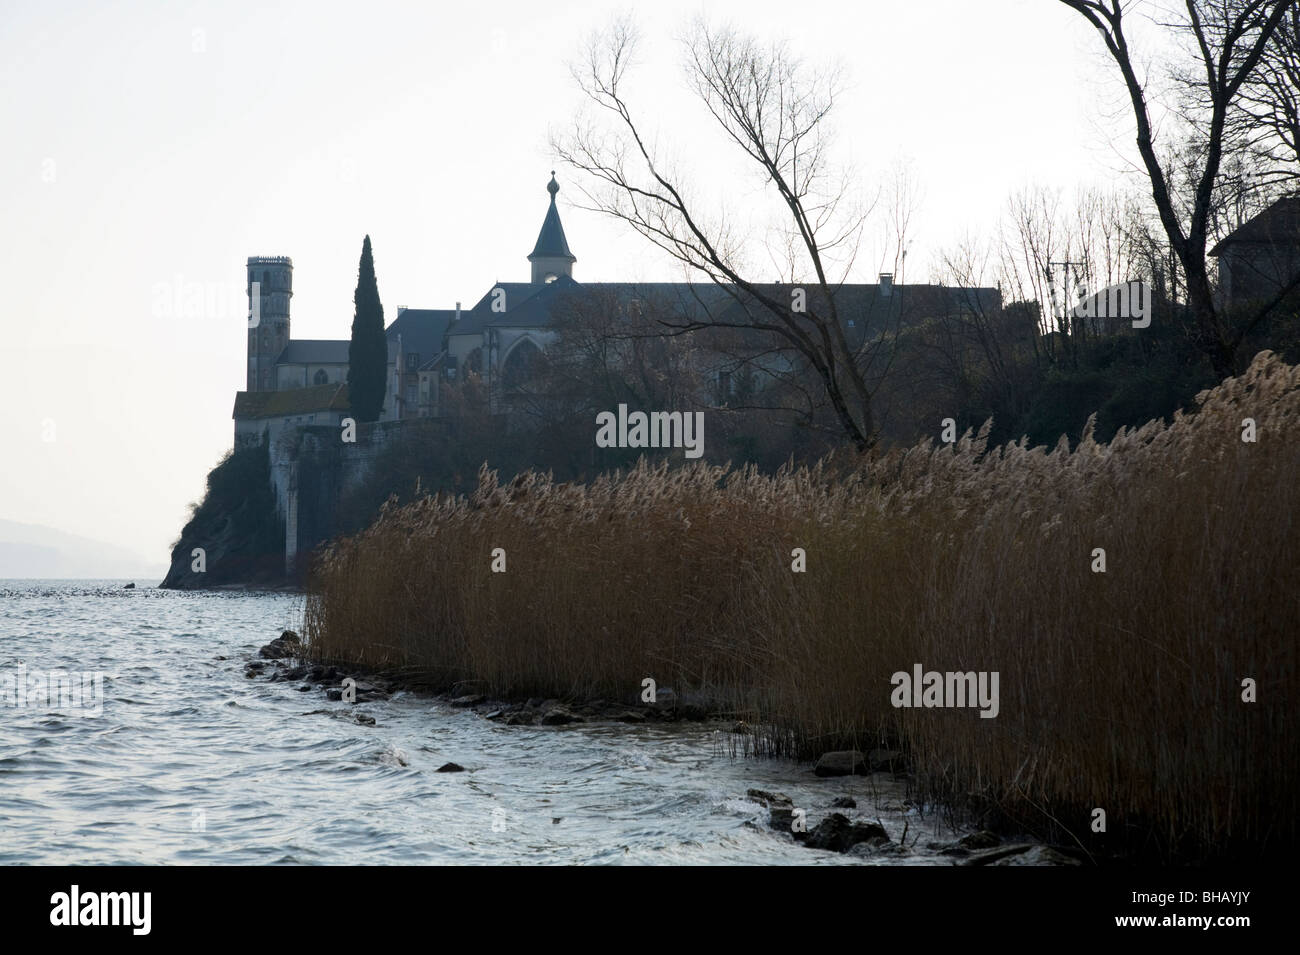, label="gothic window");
[501,339,541,392]
[406,353,419,370]
[313,369,328,386]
